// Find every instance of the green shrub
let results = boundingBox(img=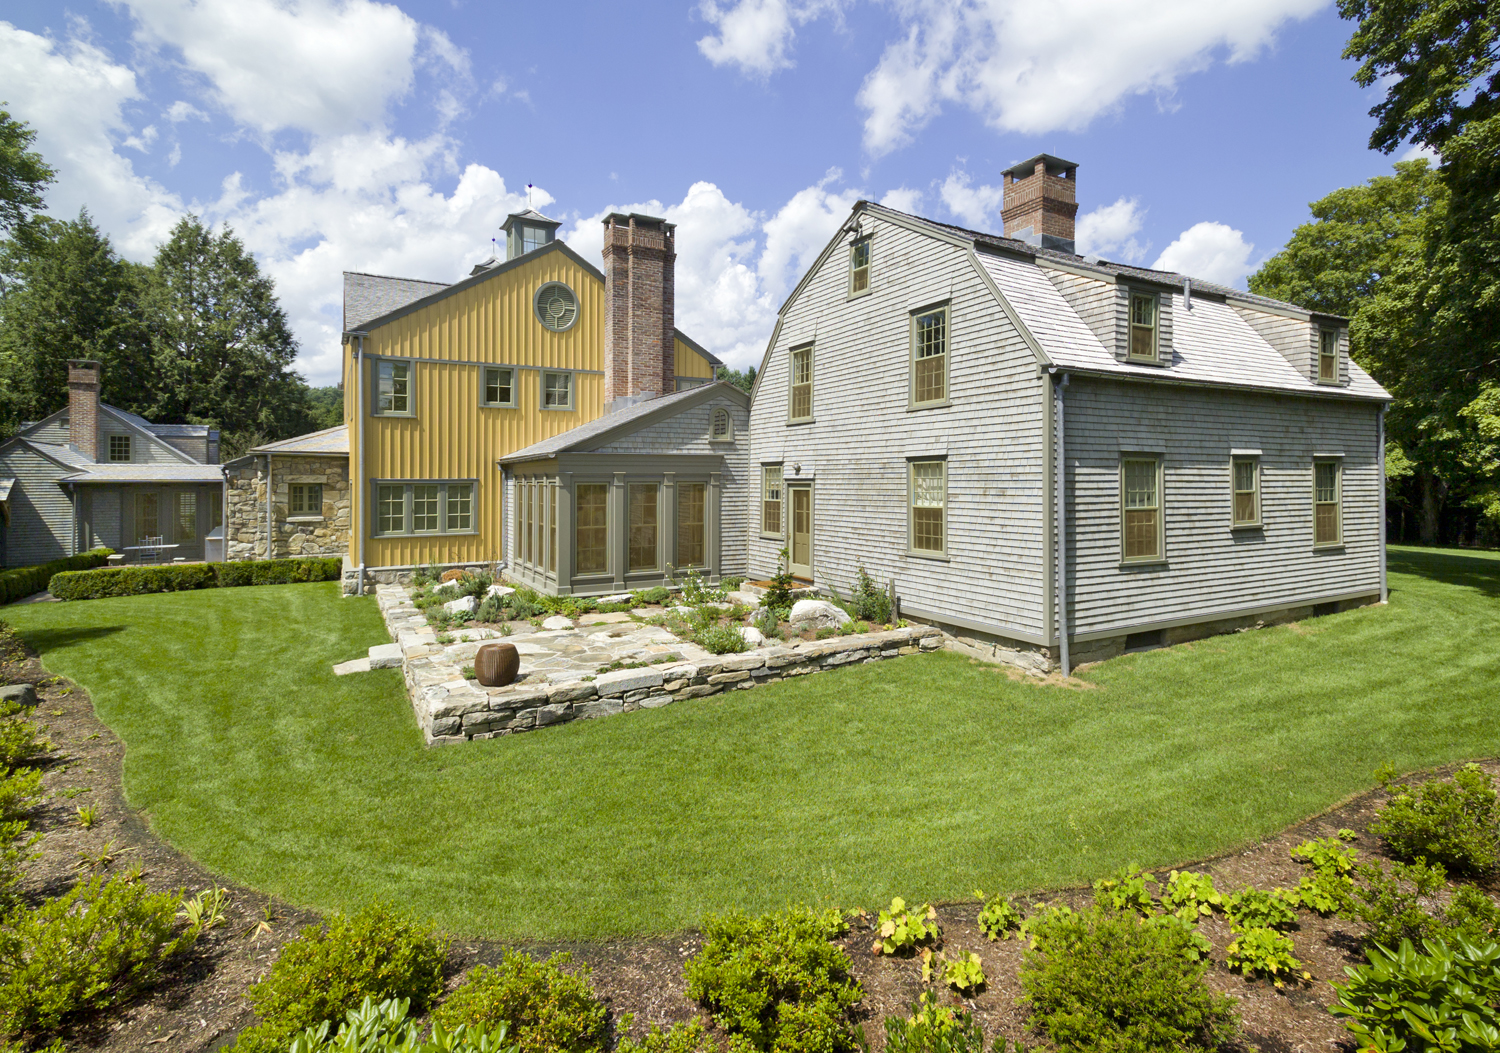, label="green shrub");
[1019,904,1239,1053]
[684,907,861,1053]
[0,767,41,823]
[230,900,447,1053]
[0,819,39,912]
[976,891,1022,939]
[883,994,989,1053]
[433,951,607,1053]
[1290,837,1360,916]
[0,708,45,771]
[750,607,781,639]
[1445,885,1500,941]
[1222,887,1298,931]
[872,897,939,956]
[633,586,671,606]
[695,623,747,655]
[1370,764,1500,876]
[849,567,892,625]
[618,1020,720,1053]
[1143,914,1212,961]
[941,950,985,993]
[0,548,112,604]
[1331,936,1500,1053]
[1160,871,1221,922]
[760,550,797,613]
[289,996,516,1053]
[1093,866,1157,916]
[50,556,342,600]
[1351,860,1450,949]
[1223,927,1306,986]
[0,871,192,1039]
